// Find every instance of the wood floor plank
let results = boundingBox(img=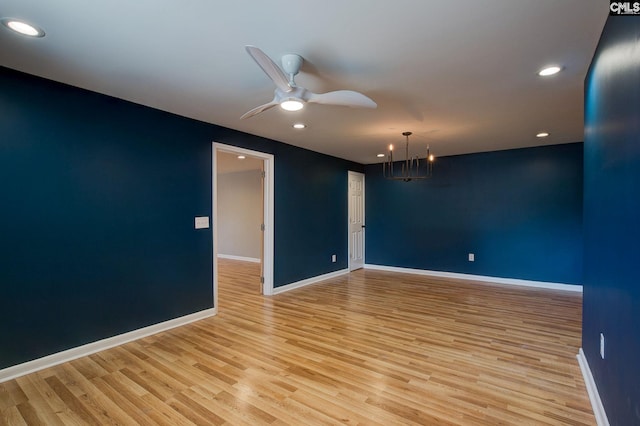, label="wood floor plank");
[43,376,101,425]
[169,391,226,425]
[14,404,45,426]
[0,381,26,411]
[0,406,28,426]
[90,376,158,425]
[18,375,69,426]
[137,393,195,426]
[13,376,69,426]
[0,259,595,425]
